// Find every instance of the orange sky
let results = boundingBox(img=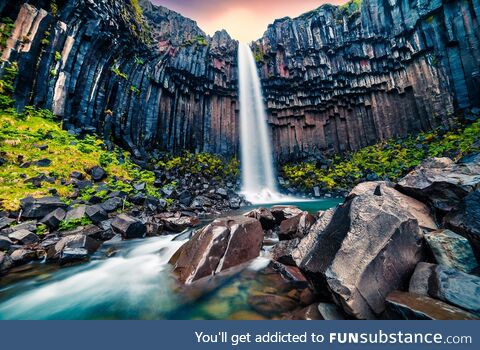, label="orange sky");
[151,0,346,42]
